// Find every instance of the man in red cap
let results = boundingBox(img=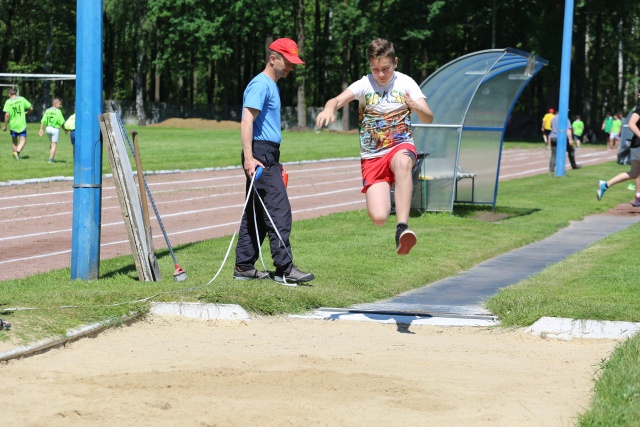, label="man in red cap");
[233,38,314,286]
